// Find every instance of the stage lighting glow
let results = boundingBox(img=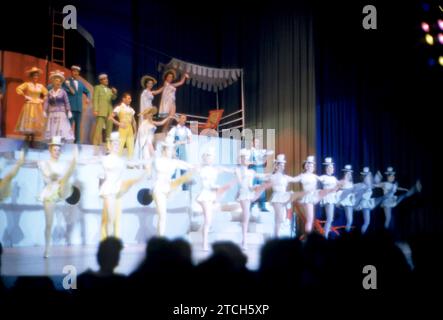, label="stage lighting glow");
[428,58,436,66]
[422,3,430,12]
[421,22,430,32]
[425,34,434,45]
[438,19,443,30]
[439,56,443,66]
[438,33,443,44]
